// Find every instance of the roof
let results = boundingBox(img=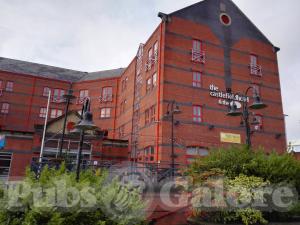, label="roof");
[0,57,125,82]
[169,0,274,46]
